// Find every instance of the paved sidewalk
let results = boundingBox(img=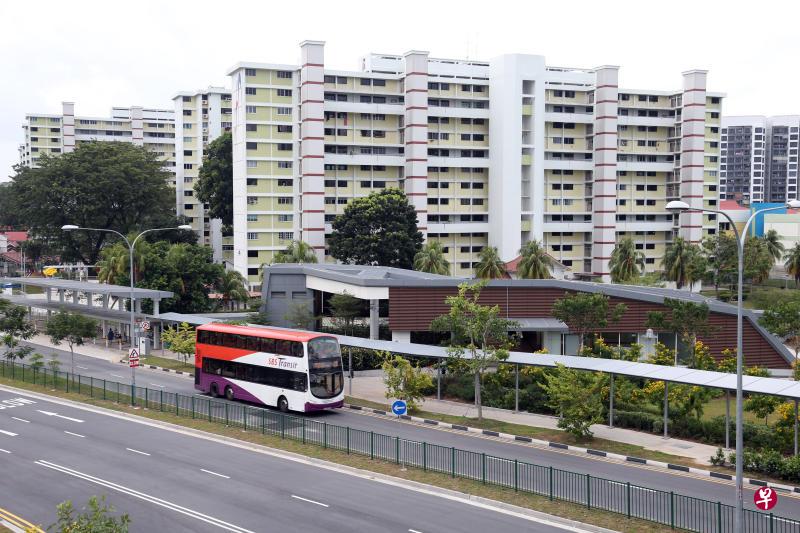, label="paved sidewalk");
[24,333,185,363]
[348,375,720,464]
